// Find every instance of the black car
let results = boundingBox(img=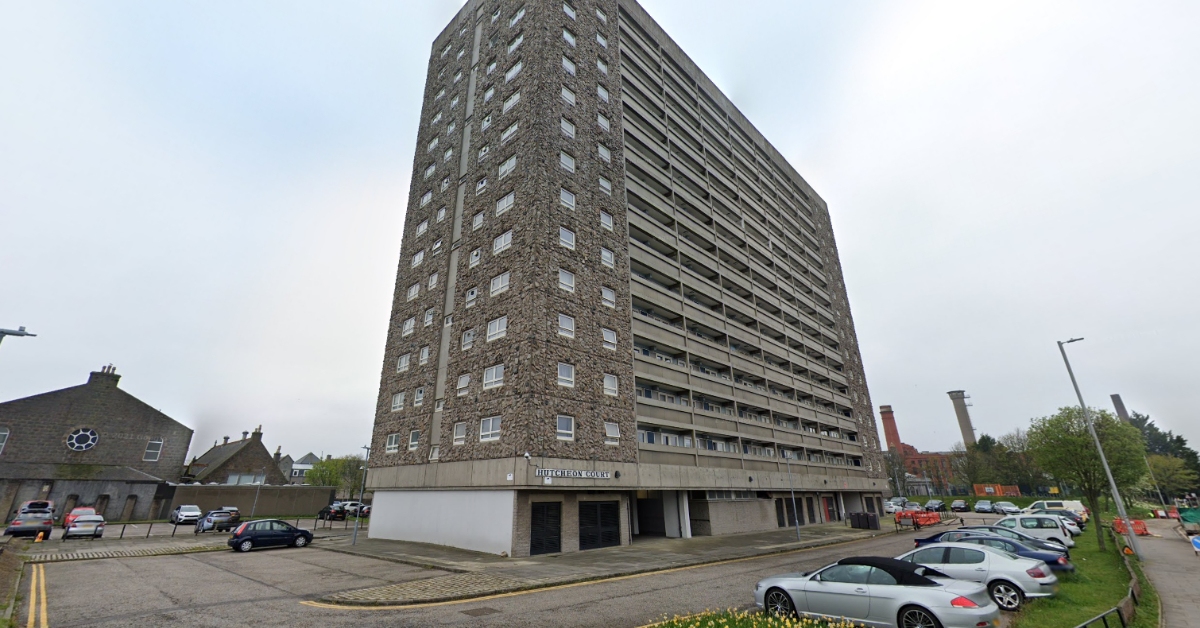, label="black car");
[1033,509,1086,530]
[959,525,1070,557]
[924,499,947,512]
[950,499,969,512]
[228,520,313,552]
[318,504,347,521]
